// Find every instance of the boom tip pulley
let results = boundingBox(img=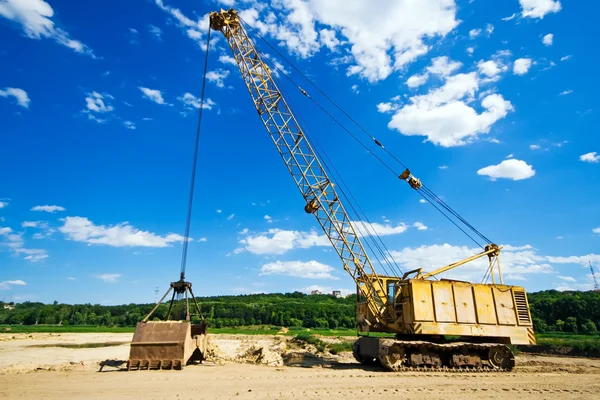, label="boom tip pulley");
[399,168,422,190]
